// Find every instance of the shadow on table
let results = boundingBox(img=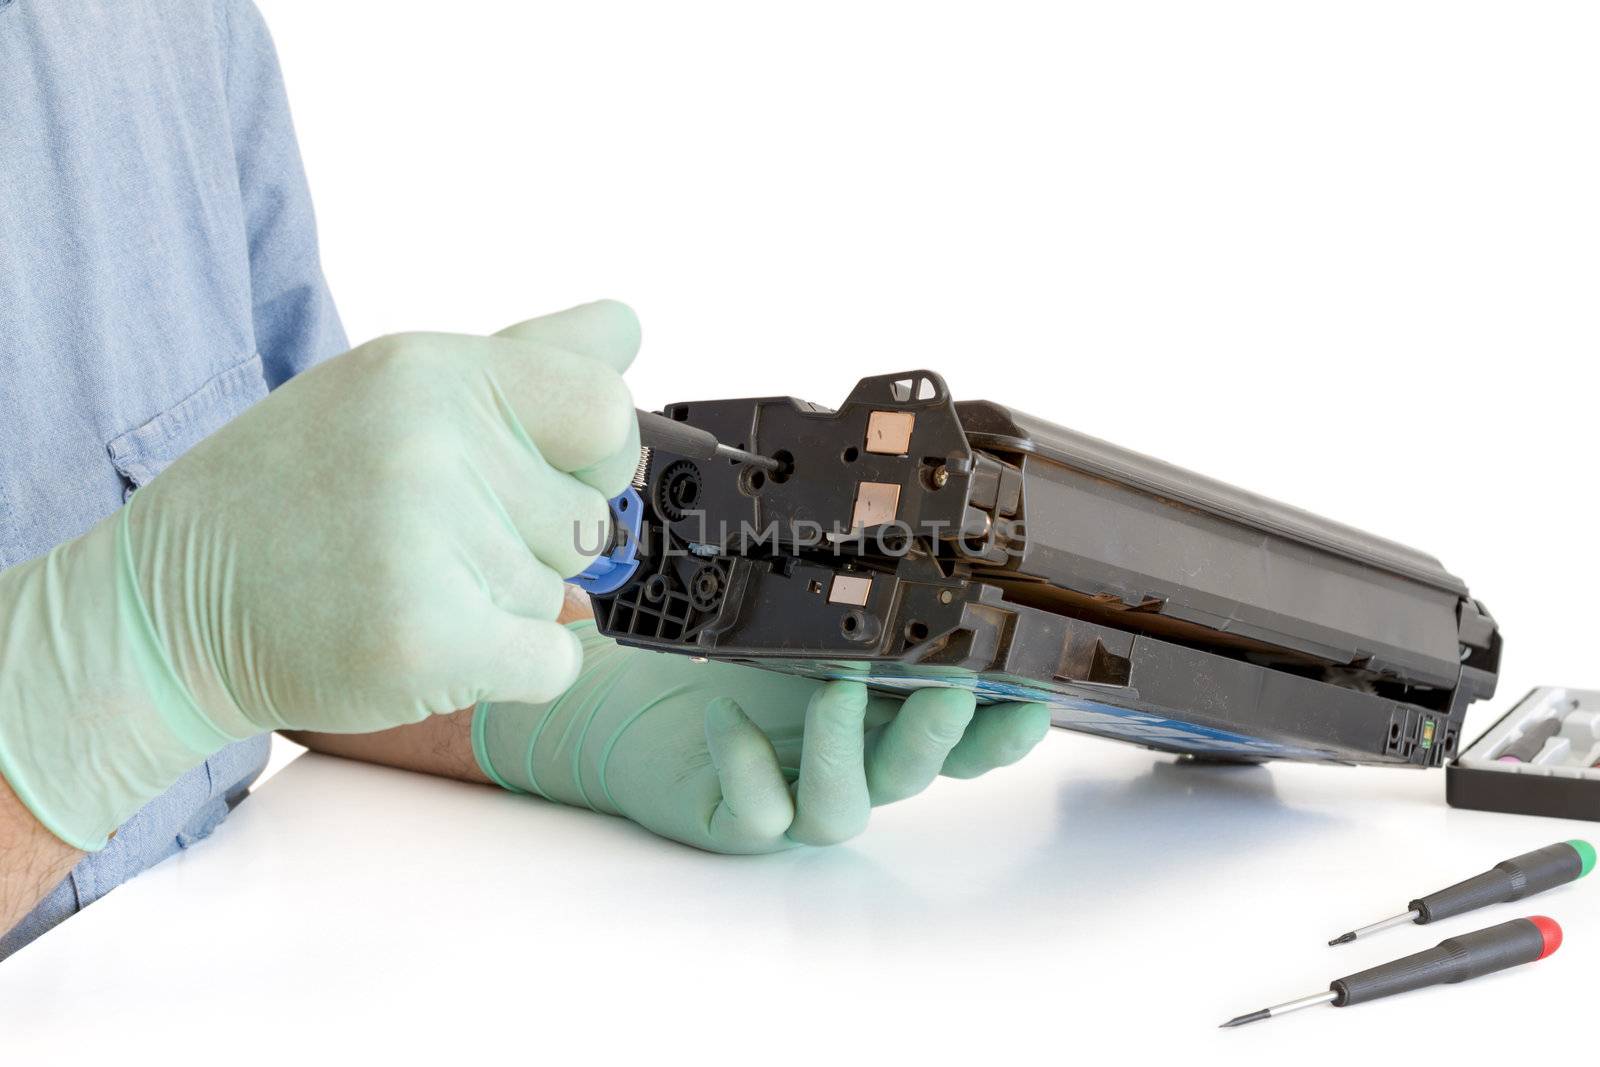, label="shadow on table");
[262,746,1347,950]
[771,756,1349,944]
